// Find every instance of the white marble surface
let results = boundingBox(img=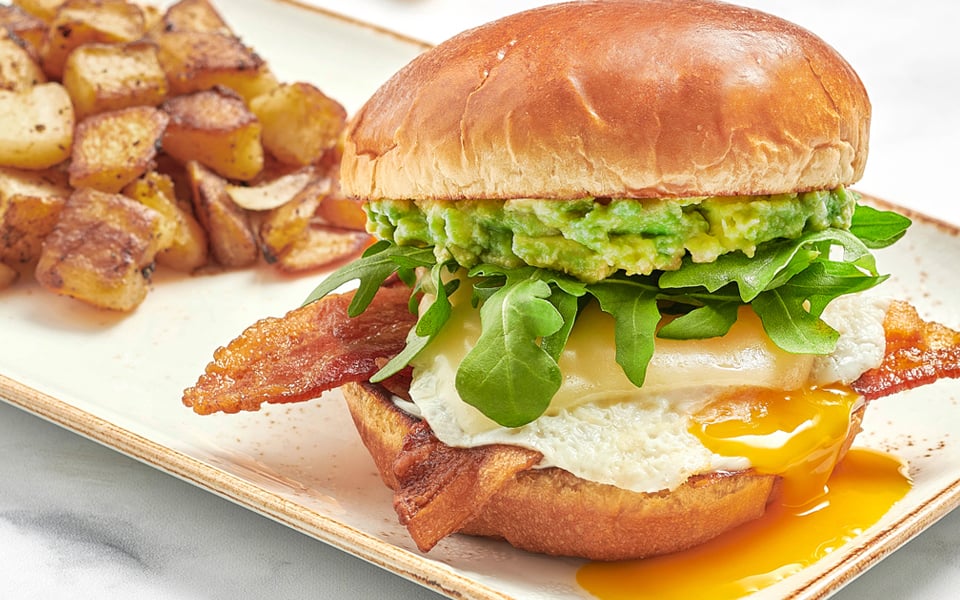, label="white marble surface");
[2,1,959,599]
